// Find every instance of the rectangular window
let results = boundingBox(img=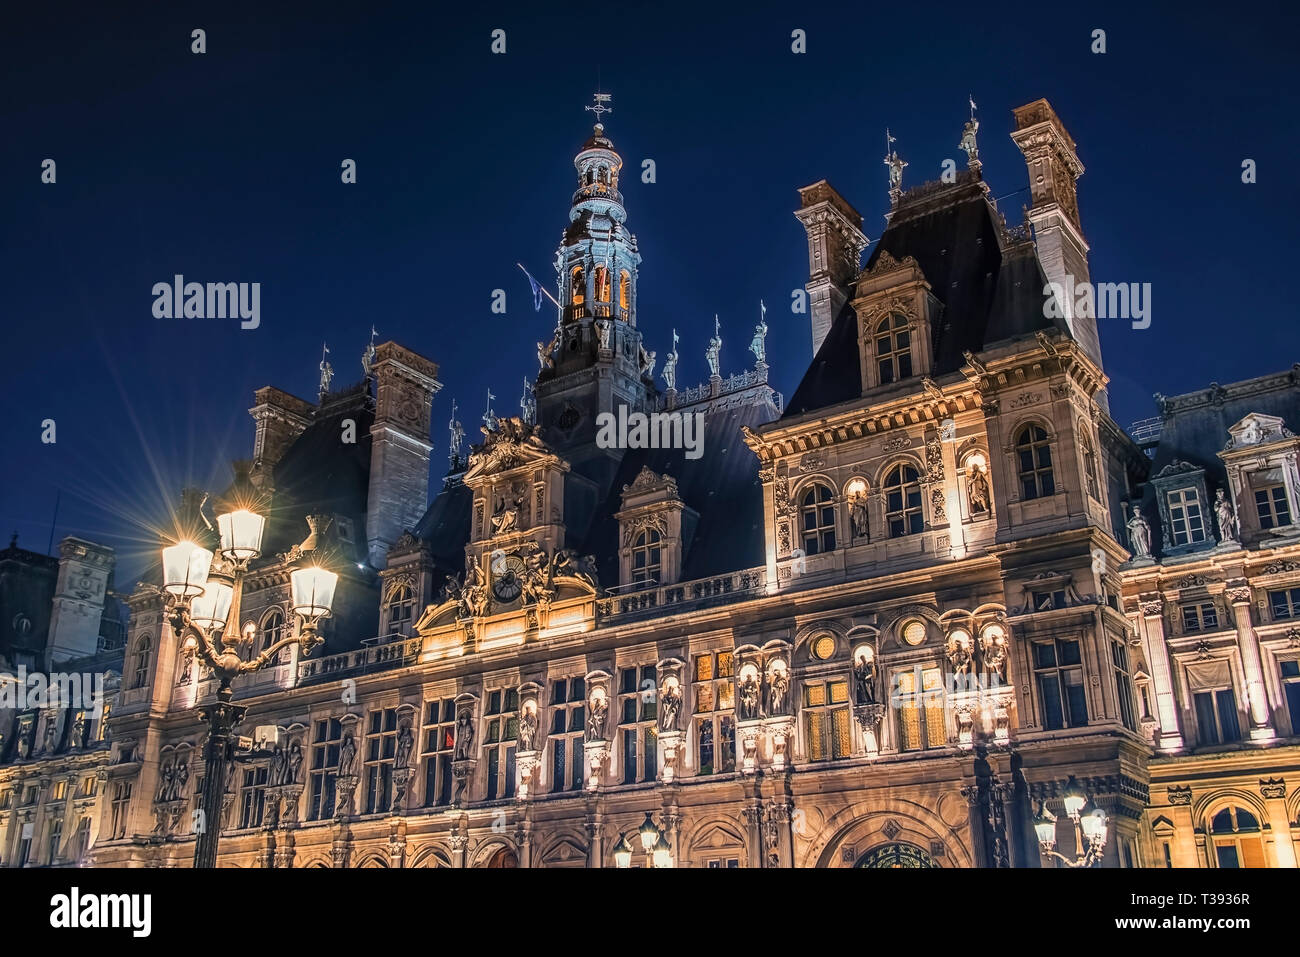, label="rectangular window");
[1255,483,1292,529]
[47,817,63,863]
[50,780,68,801]
[1282,660,1300,735]
[1181,602,1219,632]
[803,680,852,760]
[1032,590,1068,612]
[896,666,946,751]
[363,707,398,814]
[1166,488,1207,546]
[239,766,269,829]
[1034,639,1087,730]
[484,689,518,800]
[549,677,586,792]
[1112,640,1138,732]
[1270,588,1300,620]
[693,652,736,775]
[618,665,658,784]
[309,717,342,821]
[110,782,132,839]
[421,699,456,808]
[1194,688,1241,746]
